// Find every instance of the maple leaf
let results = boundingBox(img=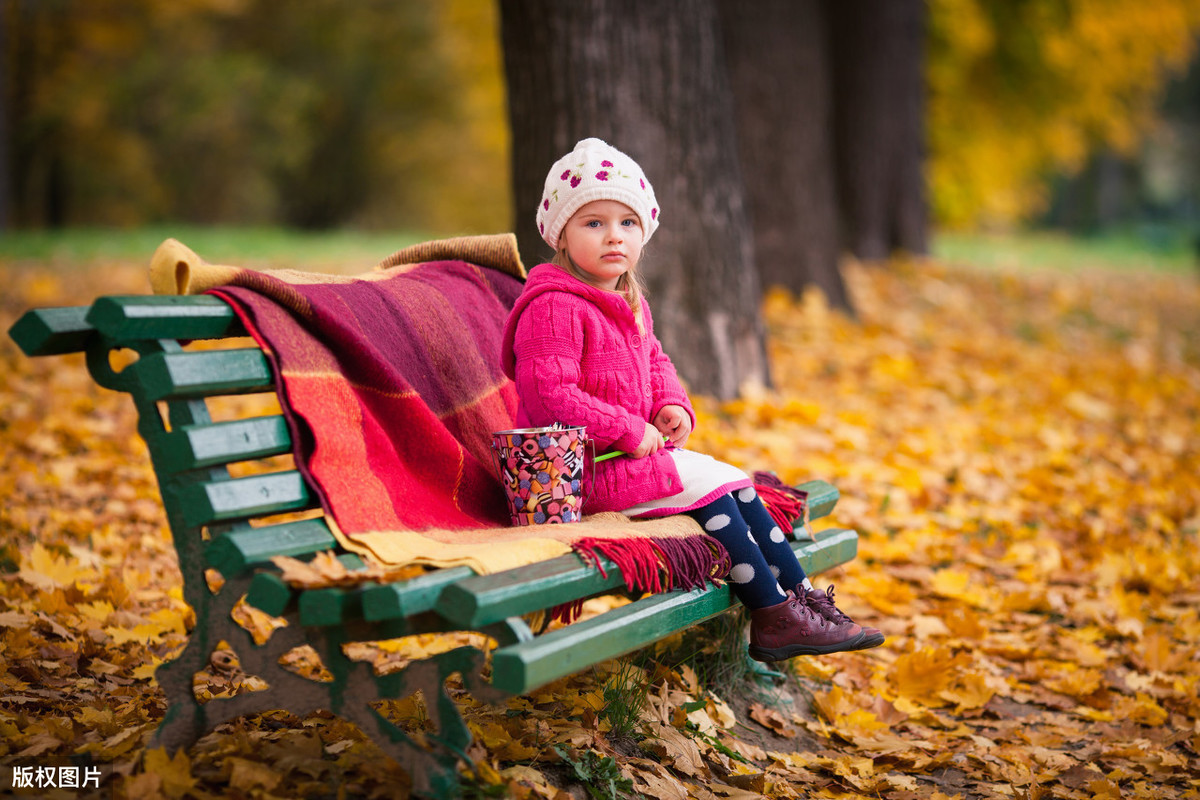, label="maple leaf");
[625,758,690,800]
[1112,693,1169,727]
[0,610,31,629]
[748,702,795,737]
[890,646,973,708]
[17,543,91,590]
[141,748,197,798]
[641,721,708,778]
[940,670,995,711]
[501,764,565,799]
[228,758,283,793]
